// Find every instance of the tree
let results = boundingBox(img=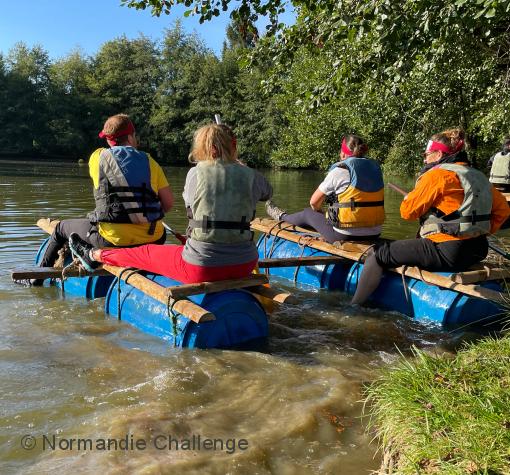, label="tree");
[3,43,52,154]
[47,50,102,156]
[88,35,162,150]
[150,24,214,162]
